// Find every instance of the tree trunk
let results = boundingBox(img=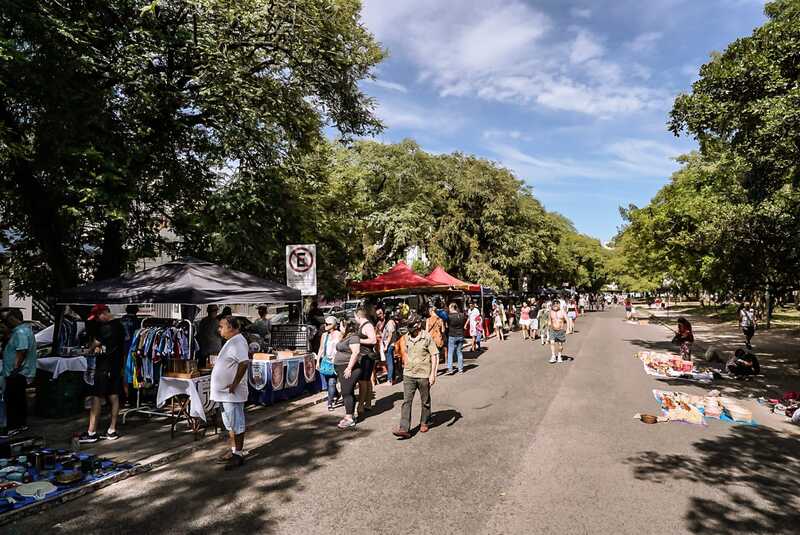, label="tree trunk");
[96,219,128,280]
